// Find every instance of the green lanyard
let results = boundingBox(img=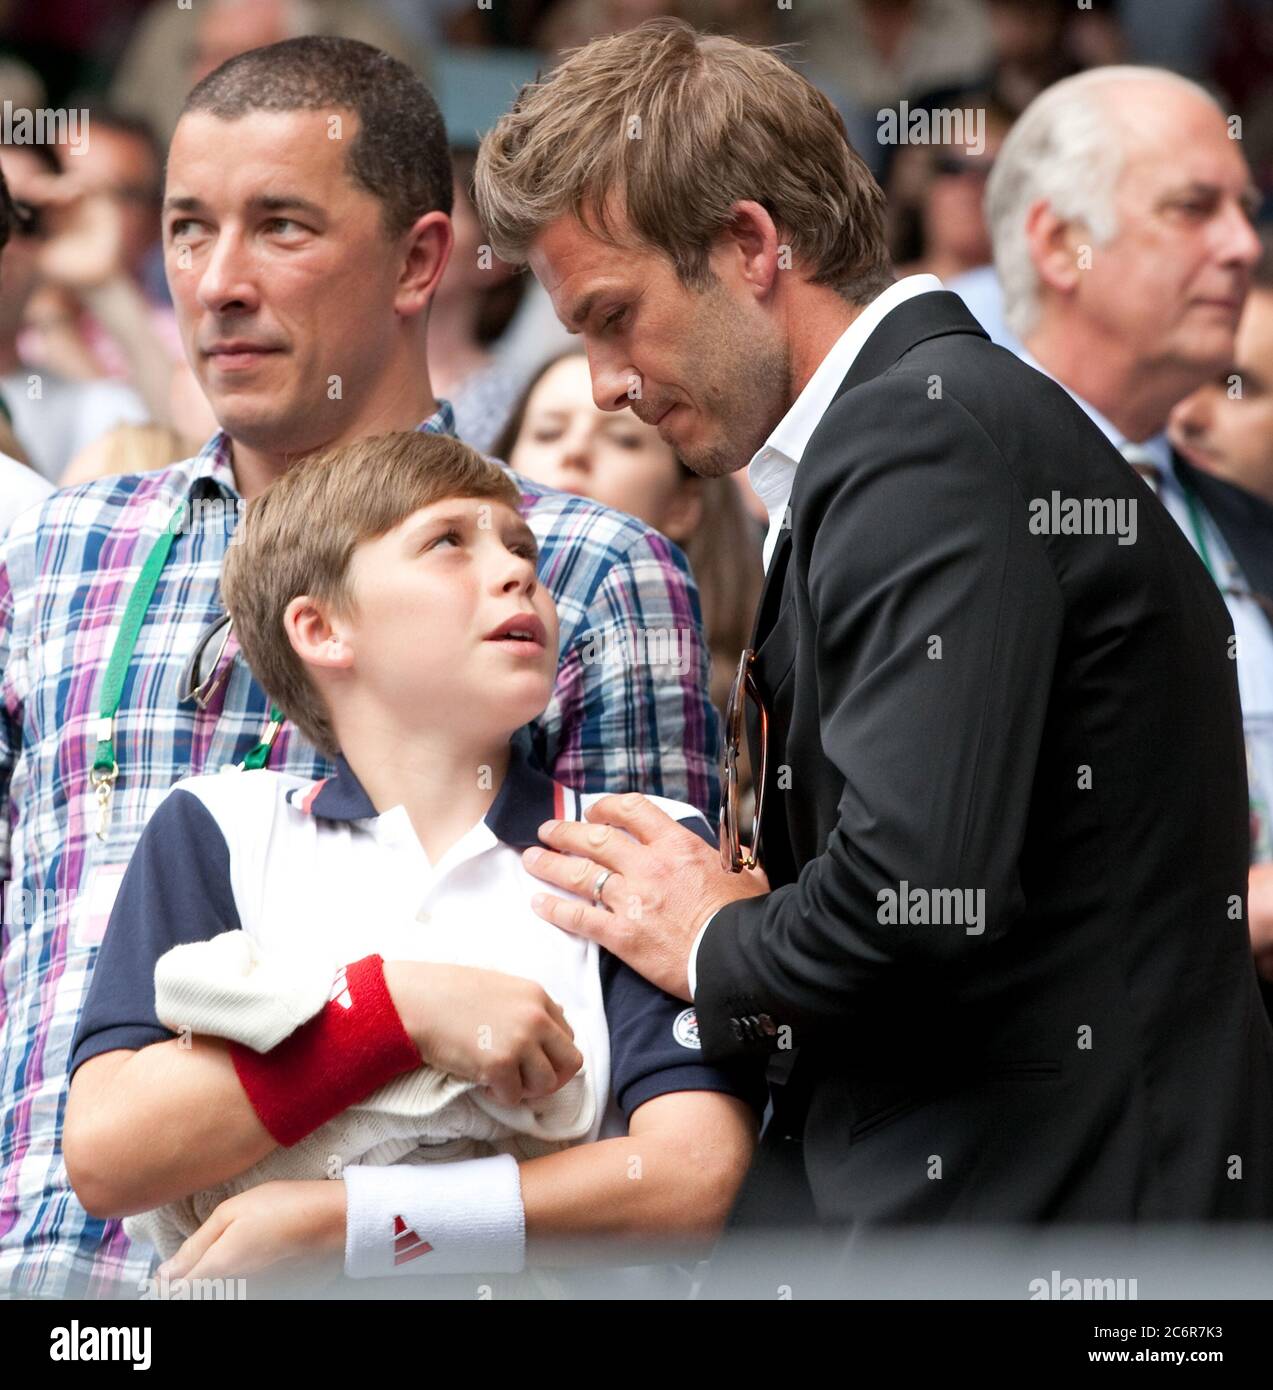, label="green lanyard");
[90,500,284,839]
[1180,479,1217,583]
